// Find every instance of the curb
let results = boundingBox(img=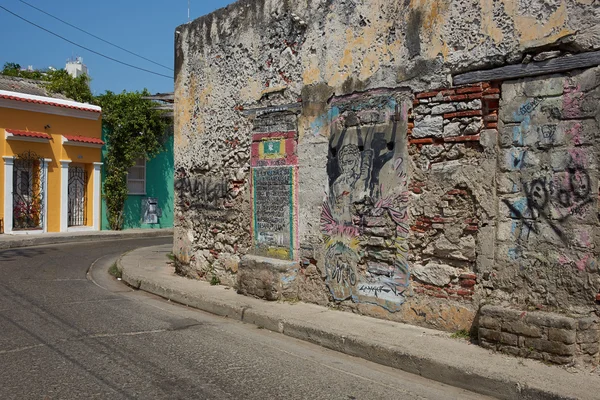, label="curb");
[0,229,173,250]
[119,246,588,400]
